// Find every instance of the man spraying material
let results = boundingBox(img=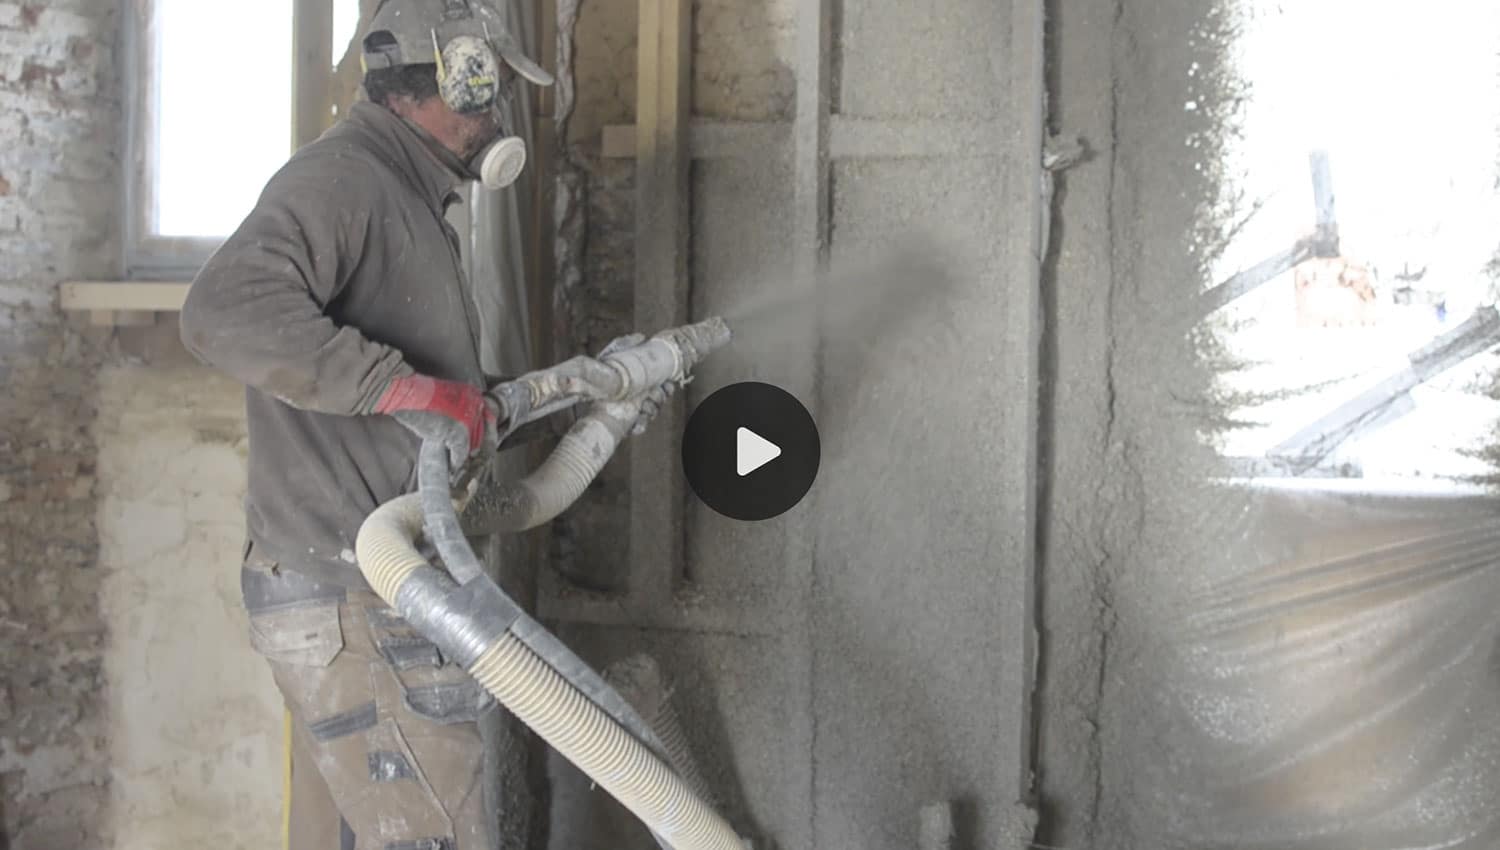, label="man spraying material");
[179,1,669,846]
